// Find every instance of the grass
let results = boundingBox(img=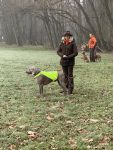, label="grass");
[0,45,113,150]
